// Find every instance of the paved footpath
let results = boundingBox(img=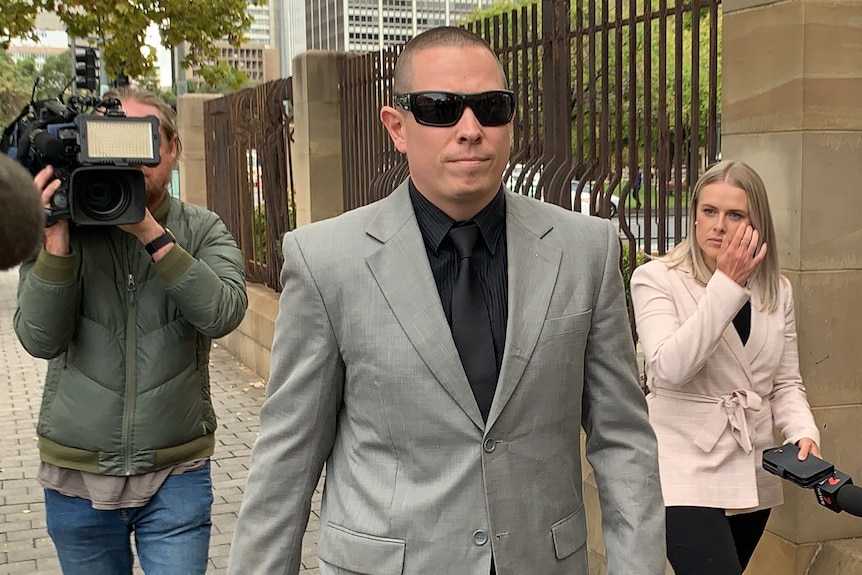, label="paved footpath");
[0,267,321,574]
